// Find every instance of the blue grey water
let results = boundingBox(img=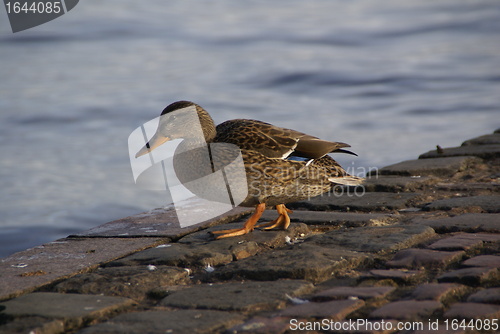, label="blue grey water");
[1,0,500,258]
